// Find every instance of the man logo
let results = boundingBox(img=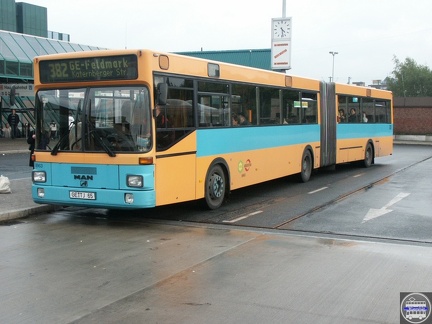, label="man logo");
[74,175,93,180]
[74,175,92,187]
